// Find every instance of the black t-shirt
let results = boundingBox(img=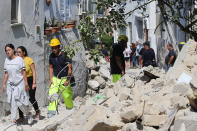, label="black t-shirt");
[165,49,176,65]
[49,52,72,78]
[110,44,125,74]
[101,48,108,57]
[140,48,156,67]
[131,47,136,56]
